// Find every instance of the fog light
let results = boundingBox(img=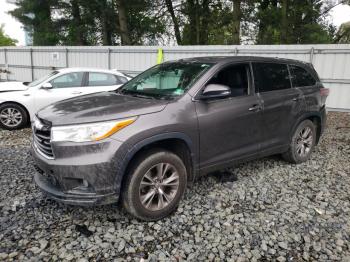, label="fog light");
[64,177,93,193]
[82,179,89,188]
